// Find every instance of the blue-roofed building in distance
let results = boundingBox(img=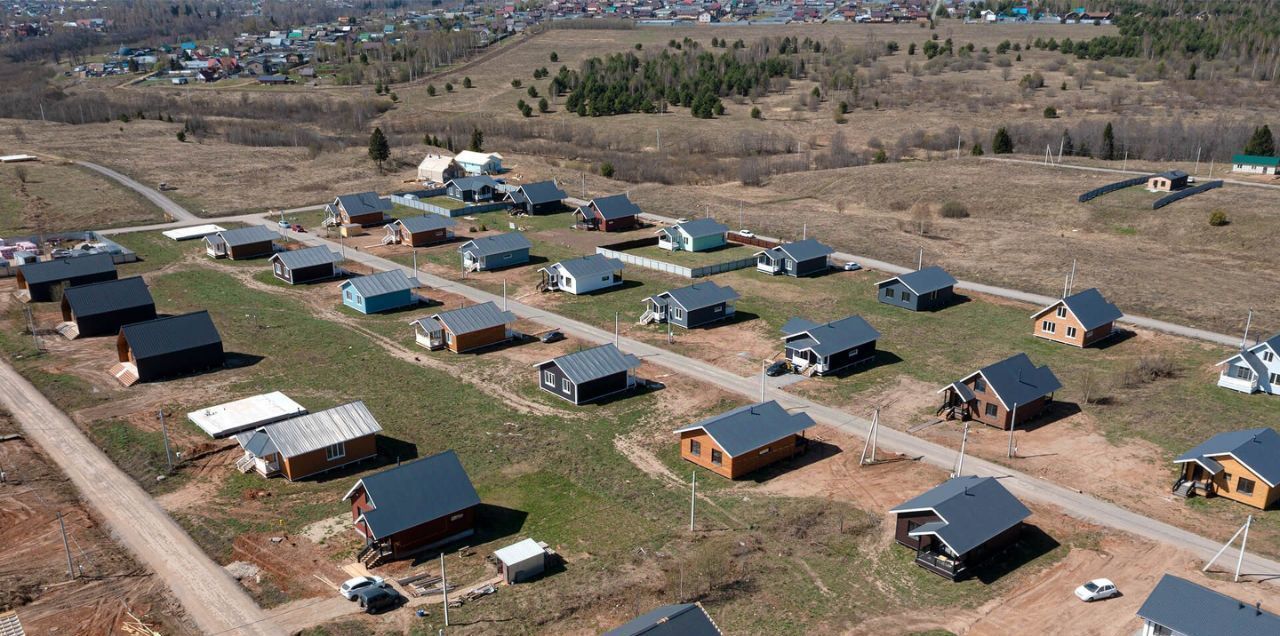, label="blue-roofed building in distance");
[340,270,420,314]
[657,218,729,252]
[937,353,1062,430]
[675,400,815,479]
[876,265,958,312]
[1172,427,1280,509]
[889,475,1031,580]
[755,238,834,277]
[641,281,740,329]
[1137,573,1280,636]
[1031,287,1123,347]
[459,232,532,271]
[343,450,481,563]
[605,603,722,636]
[536,343,641,405]
[537,254,623,295]
[781,315,880,376]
